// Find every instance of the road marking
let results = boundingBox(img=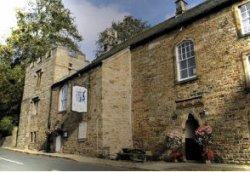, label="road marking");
[0,156,24,165]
